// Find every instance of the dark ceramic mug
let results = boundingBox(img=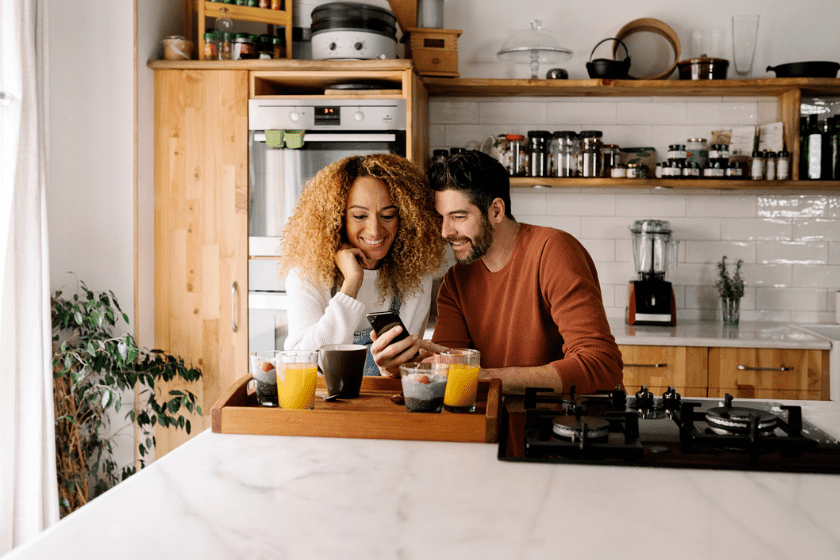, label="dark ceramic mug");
[319,344,367,398]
